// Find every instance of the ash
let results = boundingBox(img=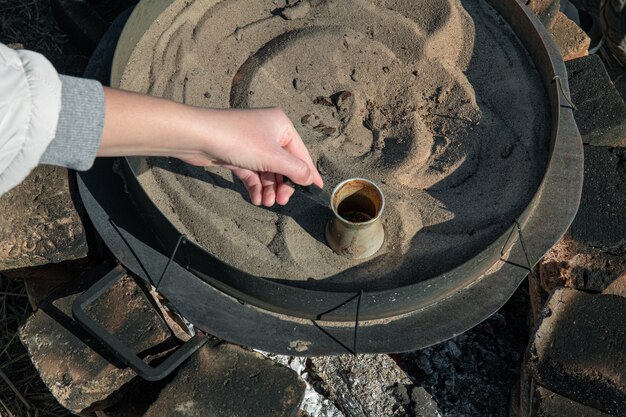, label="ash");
[264,283,529,417]
[398,283,530,417]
